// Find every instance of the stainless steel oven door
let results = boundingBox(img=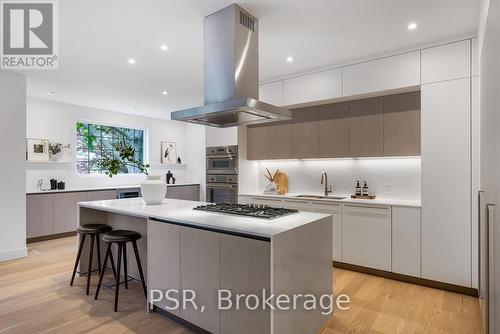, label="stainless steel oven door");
[206,183,238,204]
[206,155,238,175]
